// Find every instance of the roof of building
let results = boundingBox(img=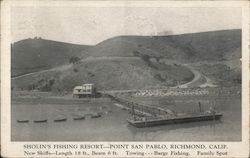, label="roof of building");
[83,84,93,86]
[74,84,94,89]
[74,86,83,89]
